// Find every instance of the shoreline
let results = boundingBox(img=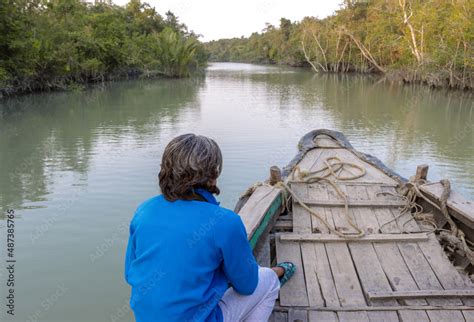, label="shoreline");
[0,68,206,99]
[1,62,472,100]
[208,60,473,91]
